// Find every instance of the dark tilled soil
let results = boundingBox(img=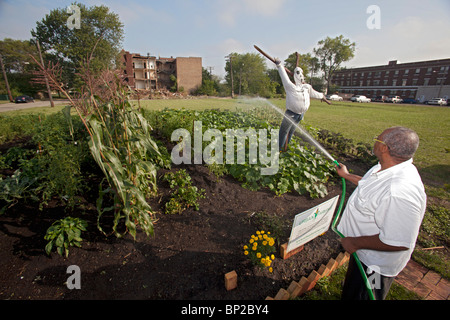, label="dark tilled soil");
[0,154,368,300]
